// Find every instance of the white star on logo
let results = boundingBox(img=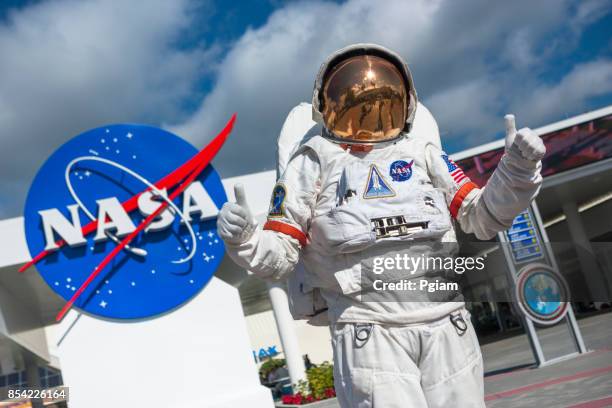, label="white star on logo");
[126,132,133,139]
[100,300,107,308]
